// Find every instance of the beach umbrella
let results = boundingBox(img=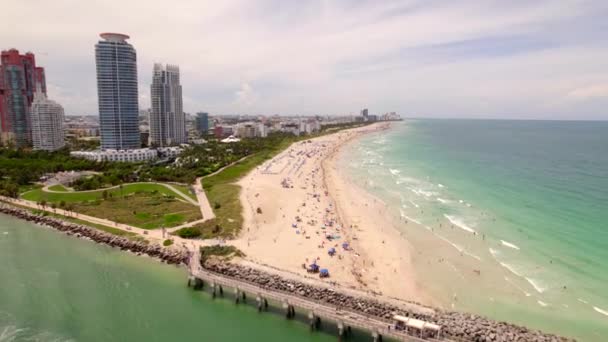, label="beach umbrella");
[342,242,349,250]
